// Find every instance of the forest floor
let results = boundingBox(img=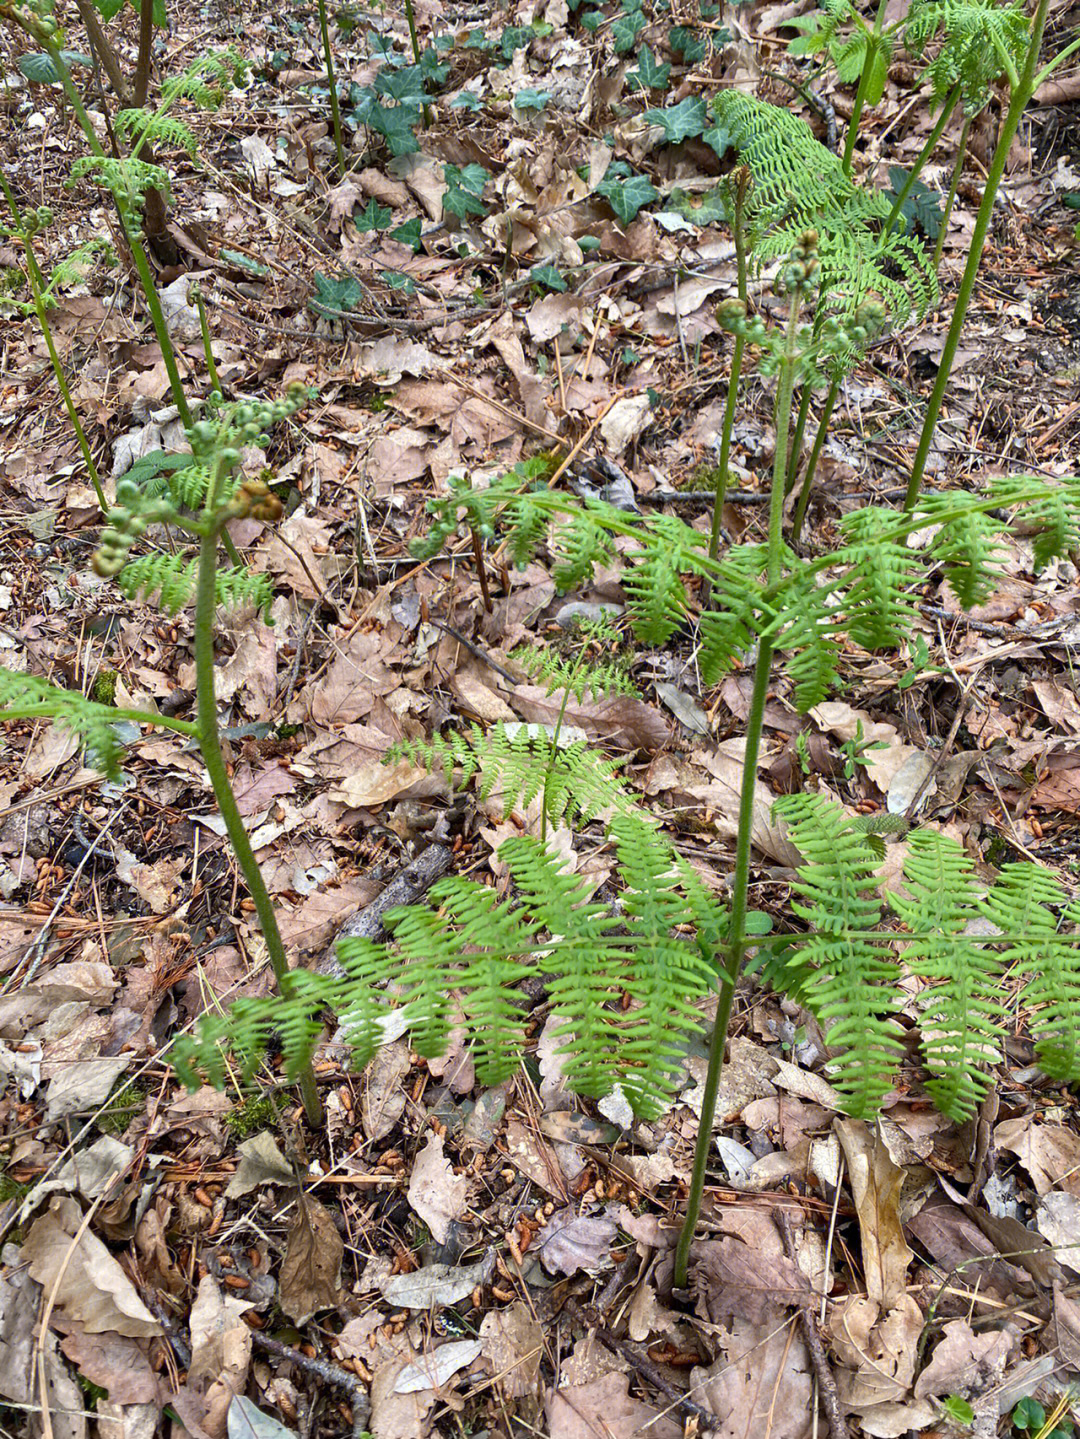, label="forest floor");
[4,0,1080,1435]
